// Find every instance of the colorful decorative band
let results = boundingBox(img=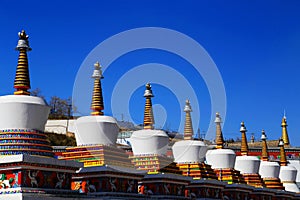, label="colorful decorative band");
[0,151,53,157]
[0,145,52,151]
[0,139,49,145]
[0,129,45,133]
